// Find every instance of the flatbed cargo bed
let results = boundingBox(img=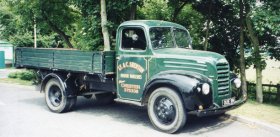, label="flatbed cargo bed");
[15,48,115,75]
